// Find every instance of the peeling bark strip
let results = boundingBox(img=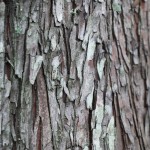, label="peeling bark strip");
[0,0,150,149]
